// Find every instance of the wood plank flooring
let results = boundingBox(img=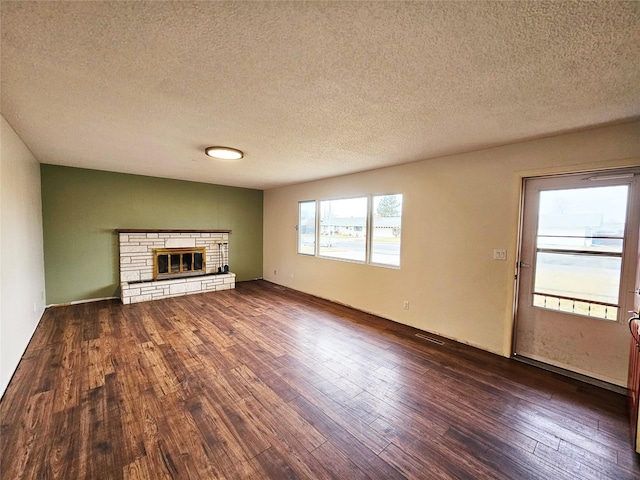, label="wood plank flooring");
[1,280,639,479]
